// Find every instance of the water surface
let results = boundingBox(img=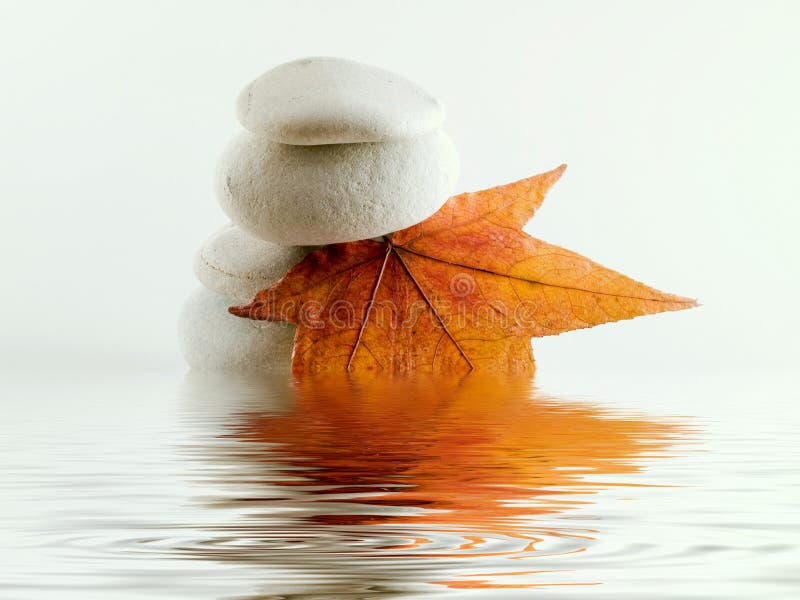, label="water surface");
[1,368,798,598]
